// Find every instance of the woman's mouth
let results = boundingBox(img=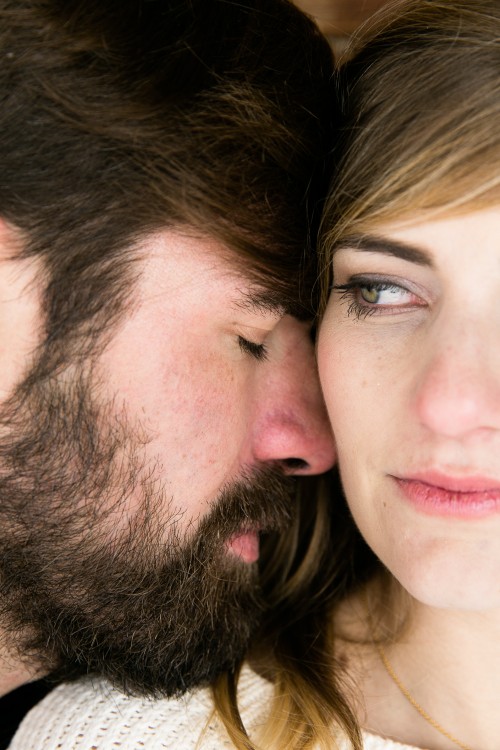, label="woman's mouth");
[393,471,500,518]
